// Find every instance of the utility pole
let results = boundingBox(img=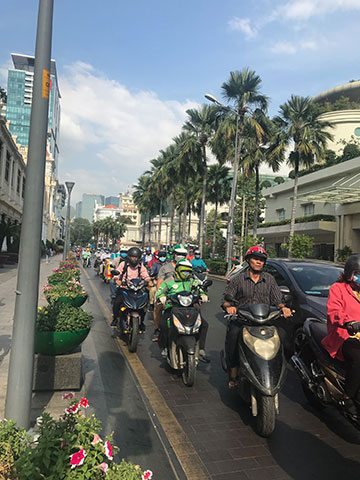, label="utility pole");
[63,181,75,260]
[5,0,54,429]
